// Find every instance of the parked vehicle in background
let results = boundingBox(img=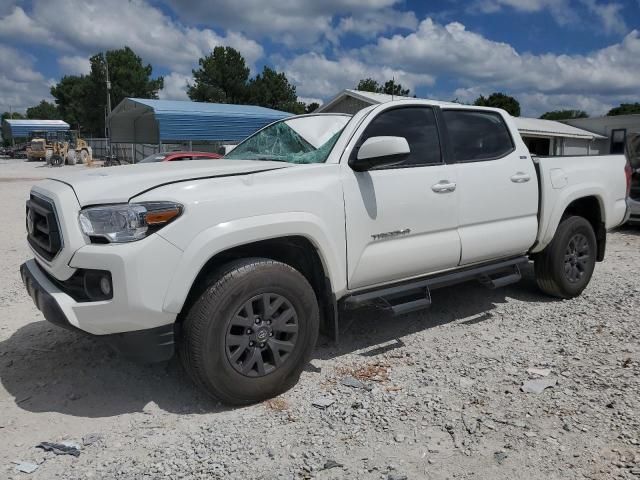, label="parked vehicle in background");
[627,133,640,224]
[20,100,631,405]
[139,151,222,163]
[26,131,52,161]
